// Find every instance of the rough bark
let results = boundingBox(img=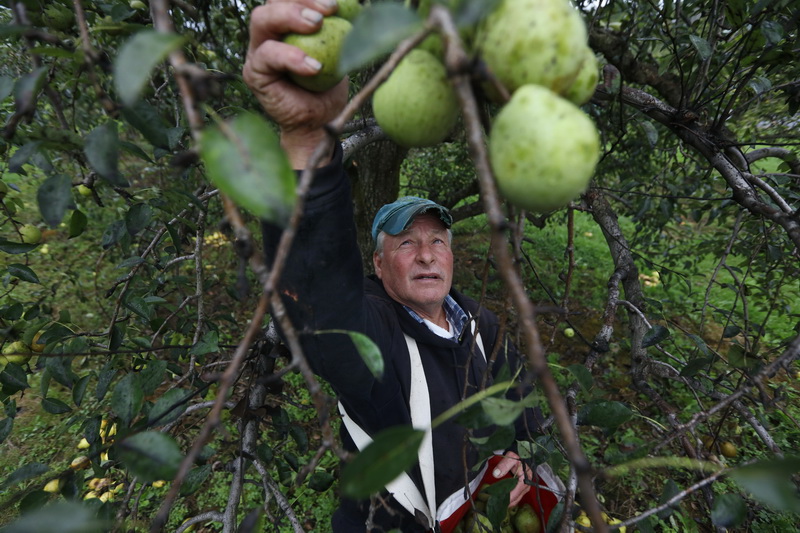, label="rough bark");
[347,139,409,270]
